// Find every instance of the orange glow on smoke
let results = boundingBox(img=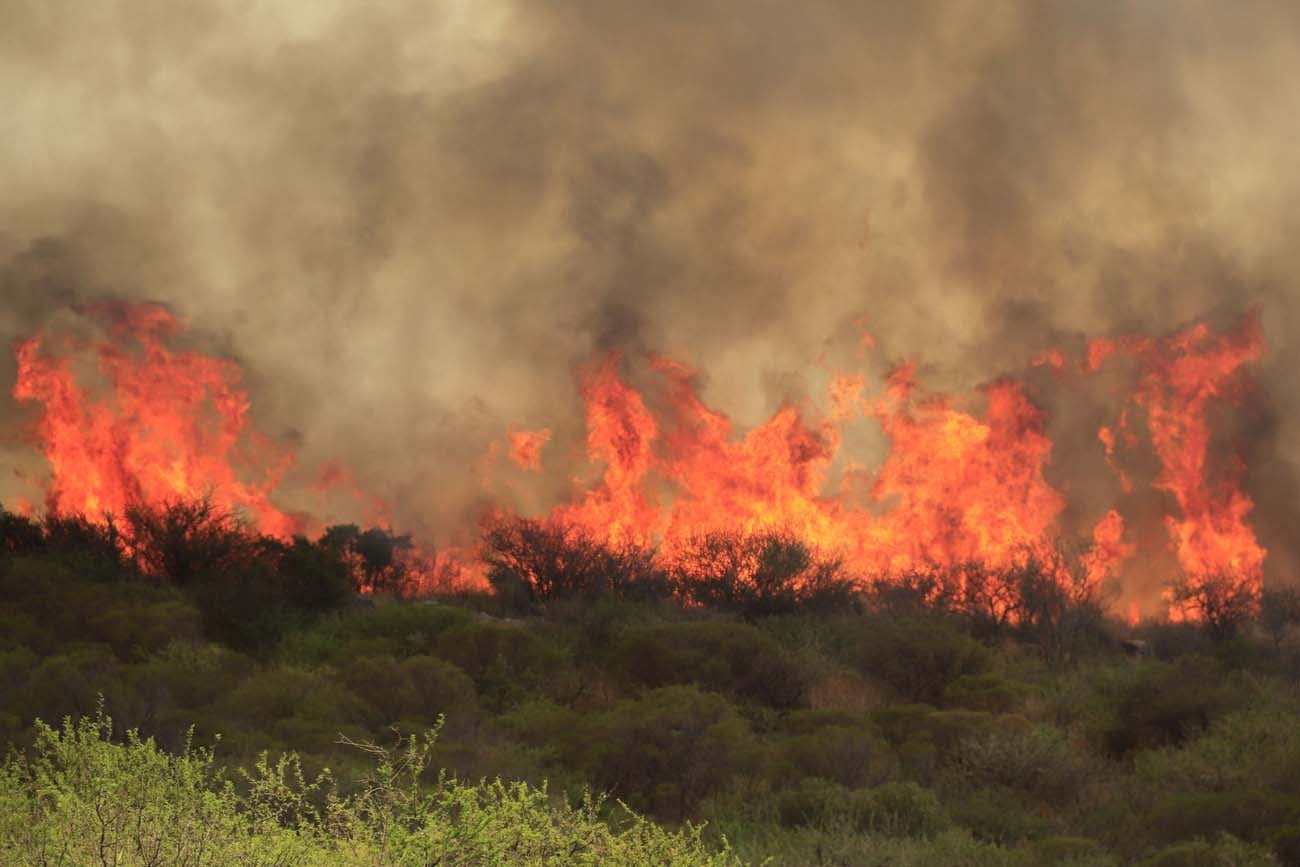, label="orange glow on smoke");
[507,429,552,472]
